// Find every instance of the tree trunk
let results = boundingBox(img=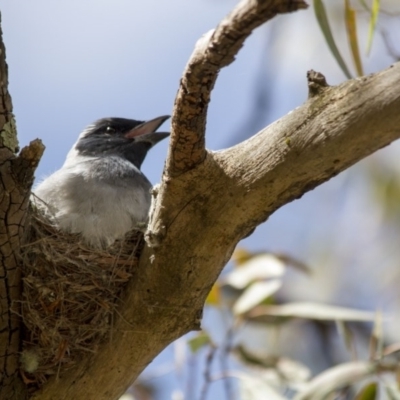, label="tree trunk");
[0,13,45,400]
